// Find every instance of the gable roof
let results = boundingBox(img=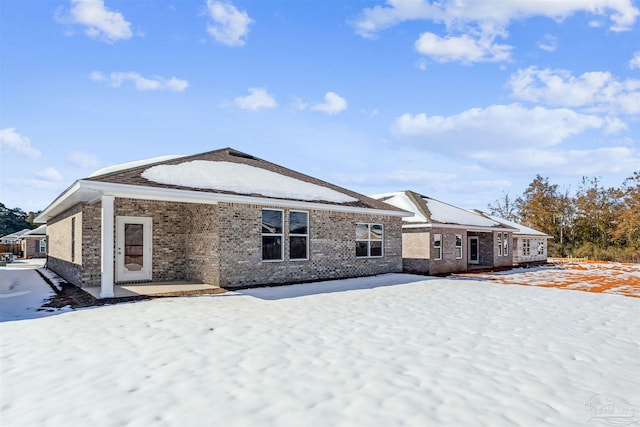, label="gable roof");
[36,148,409,222]
[0,228,31,240]
[20,224,46,237]
[371,191,515,231]
[472,210,552,238]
